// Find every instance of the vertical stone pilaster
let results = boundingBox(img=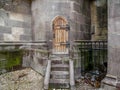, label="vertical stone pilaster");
[102,0,120,89]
